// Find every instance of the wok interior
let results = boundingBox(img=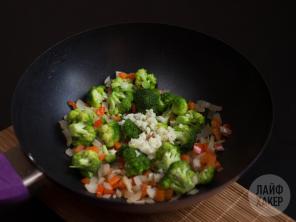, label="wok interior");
[13,24,272,209]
